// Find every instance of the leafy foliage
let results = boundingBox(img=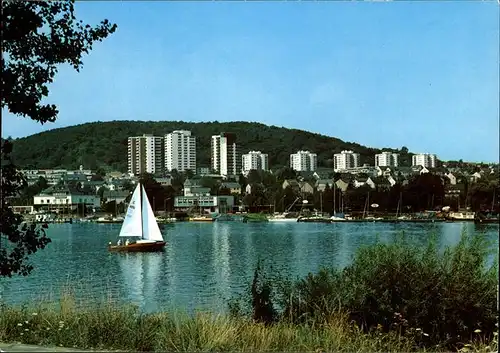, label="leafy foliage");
[0,0,117,277]
[0,141,51,277]
[233,231,498,350]
[10,121,395,171]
